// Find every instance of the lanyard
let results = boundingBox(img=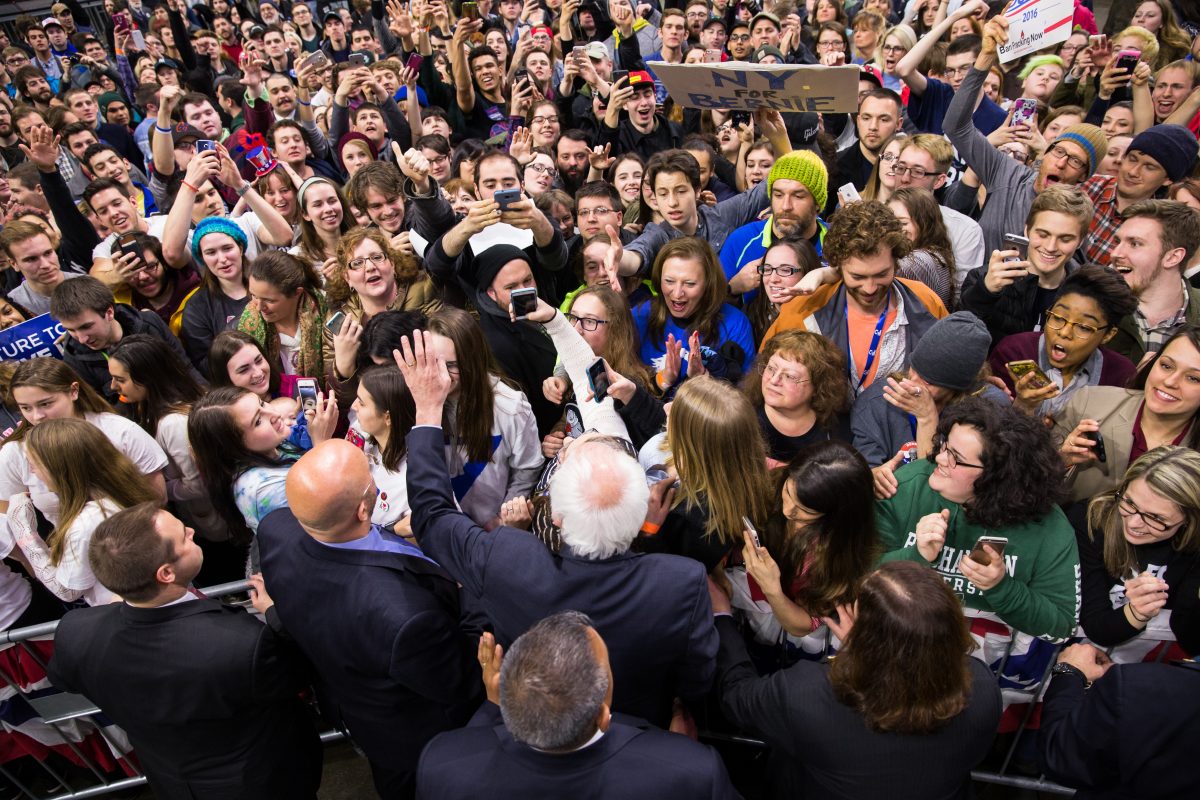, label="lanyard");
[846,288,892,392]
